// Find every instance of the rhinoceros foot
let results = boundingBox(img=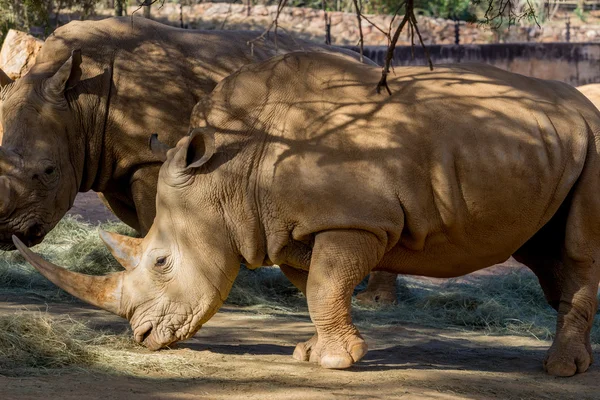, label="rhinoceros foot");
[355,286,398,306]
[293,332,367,369]
[544,336,593,376]
[355,271,398,306]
